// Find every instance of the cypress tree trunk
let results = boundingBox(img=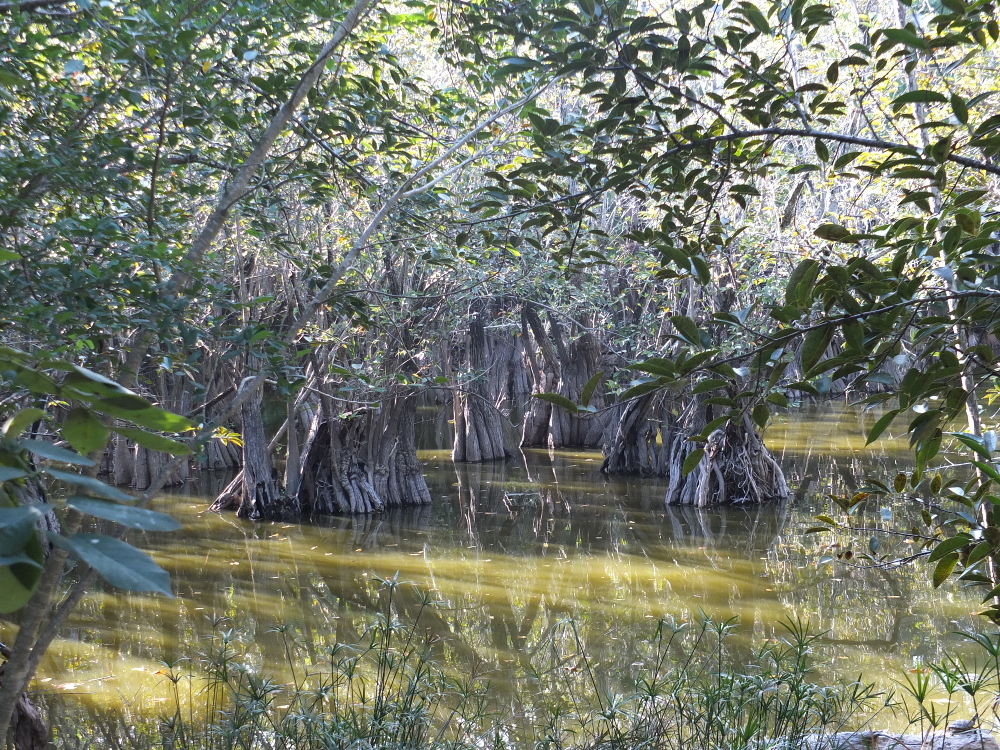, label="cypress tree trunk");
[520,304,610,449]
[235,382,283,520]
[601,392,674,476]
[298,391,431,515]
[520,303,558,448]
[602,392,789,507]
[453,305,516,462]
[548,331,608,449]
